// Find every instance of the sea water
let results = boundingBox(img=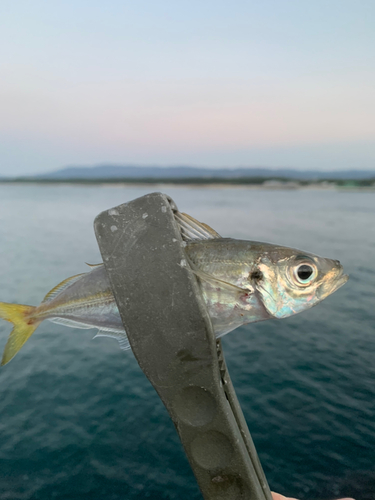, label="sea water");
[0,185,374,500]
